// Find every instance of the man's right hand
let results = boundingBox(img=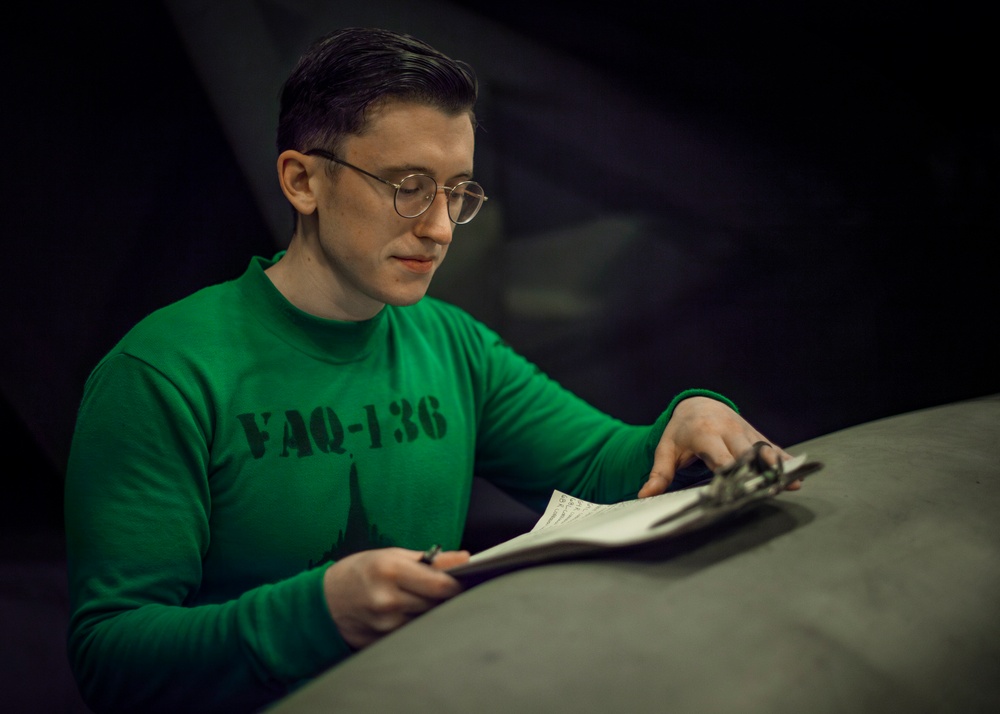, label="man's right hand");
[322,547,470,650]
